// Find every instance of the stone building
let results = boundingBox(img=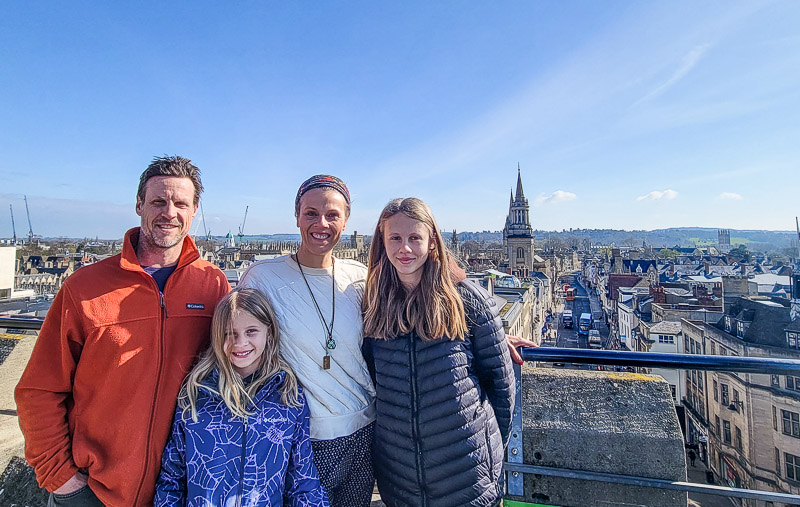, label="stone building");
[678,272,800,501]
